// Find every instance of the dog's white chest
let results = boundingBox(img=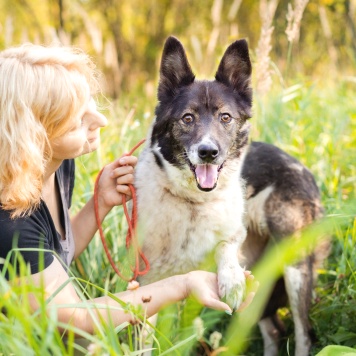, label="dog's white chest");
[135,149,245,284]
